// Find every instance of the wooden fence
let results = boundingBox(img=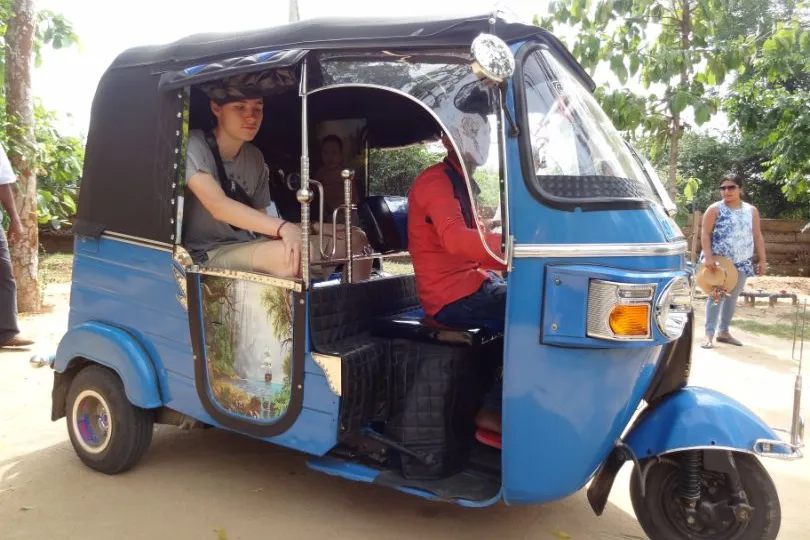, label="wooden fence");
[683,213,810,277]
